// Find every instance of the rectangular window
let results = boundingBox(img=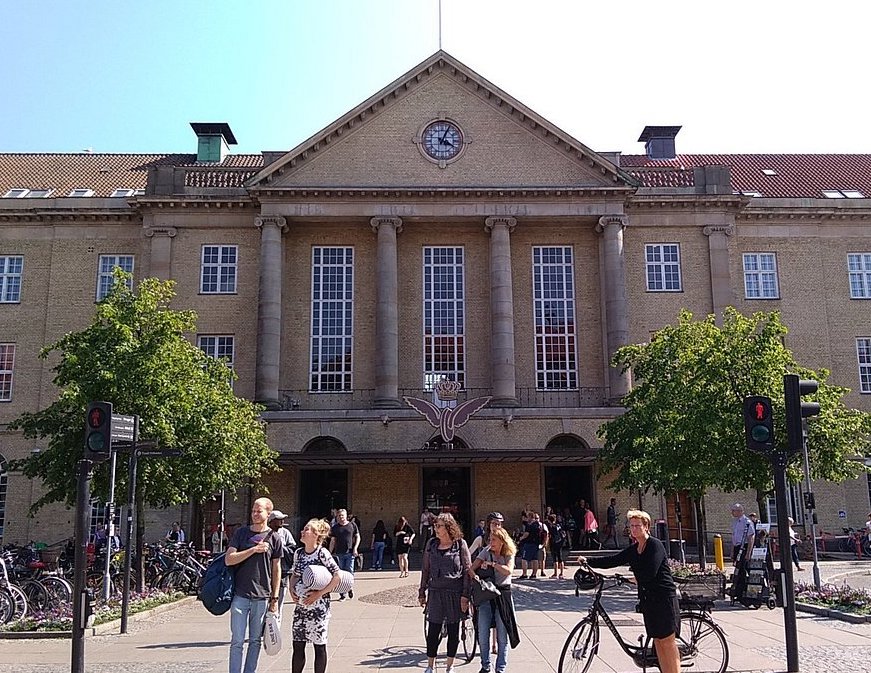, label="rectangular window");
[200,245,237,294]
[858,338,871,394]
[848,254,871,299]
[645,243,682,291]
[0,256,23,303]
[0,344,14,401]
[110,188,135,197]
[69,189,95,197]
[533,246,578,389]
[89,502,121,538]
[96,254,134,301]
[743,253,779,299]
[423,247,465,389]
[198,335,235,366]
[310,247,353,391]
